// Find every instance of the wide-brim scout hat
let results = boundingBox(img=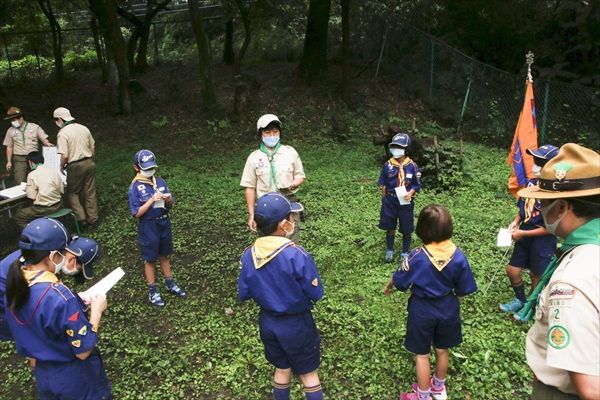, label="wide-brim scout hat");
[526,144,559,160]
[134,149,158,170]
[390,133,411,148]
[19,218,69,251]
[4,107,23,120]
[255,192,303,224]
[66,237,100,280]
[518,143,600,199]
[53,107,75,121]
[256,114,281,132]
